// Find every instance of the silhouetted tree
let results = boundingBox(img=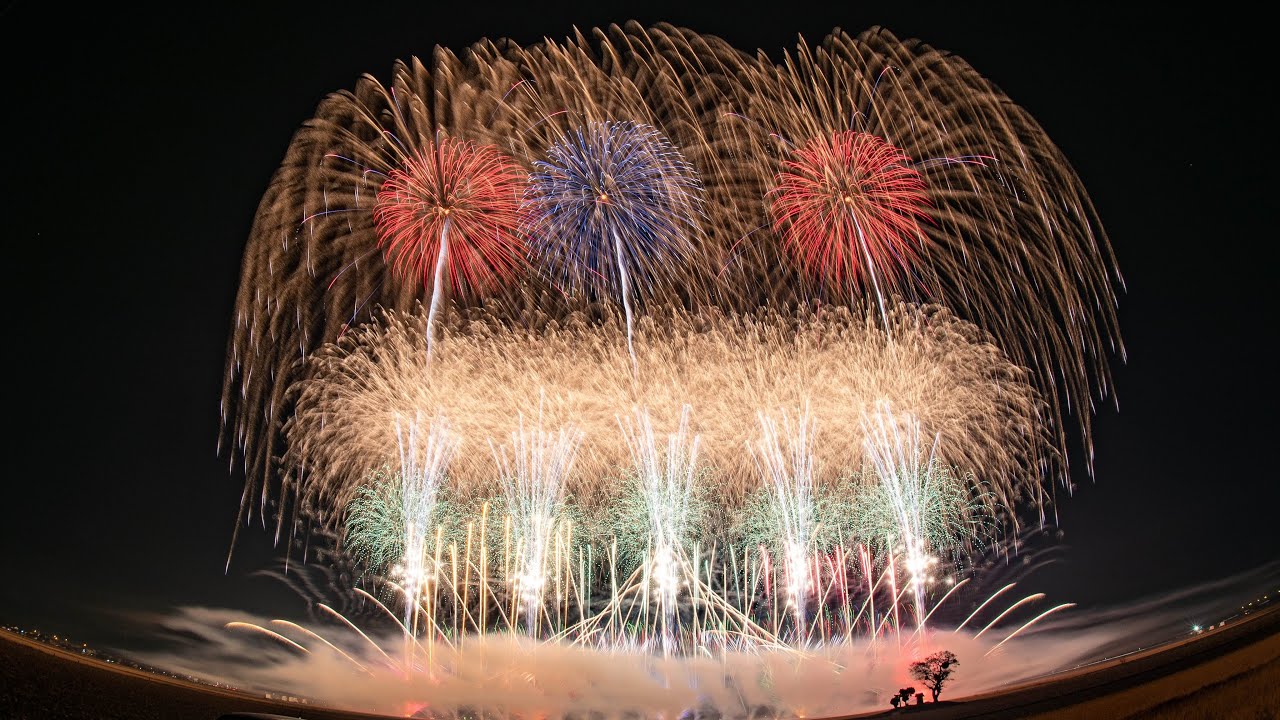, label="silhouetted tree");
[908,650,959,702]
